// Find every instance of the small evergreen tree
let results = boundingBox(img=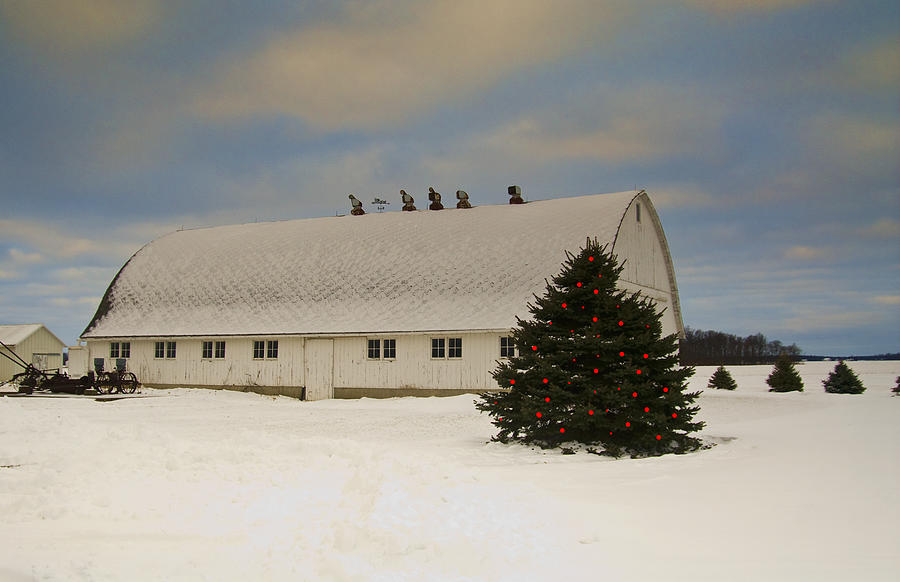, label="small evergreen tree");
[766,355,804,392]
[891,376,899,397]
[707,365,737,390]
[822,360,866,394]
[476,239,704,457]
